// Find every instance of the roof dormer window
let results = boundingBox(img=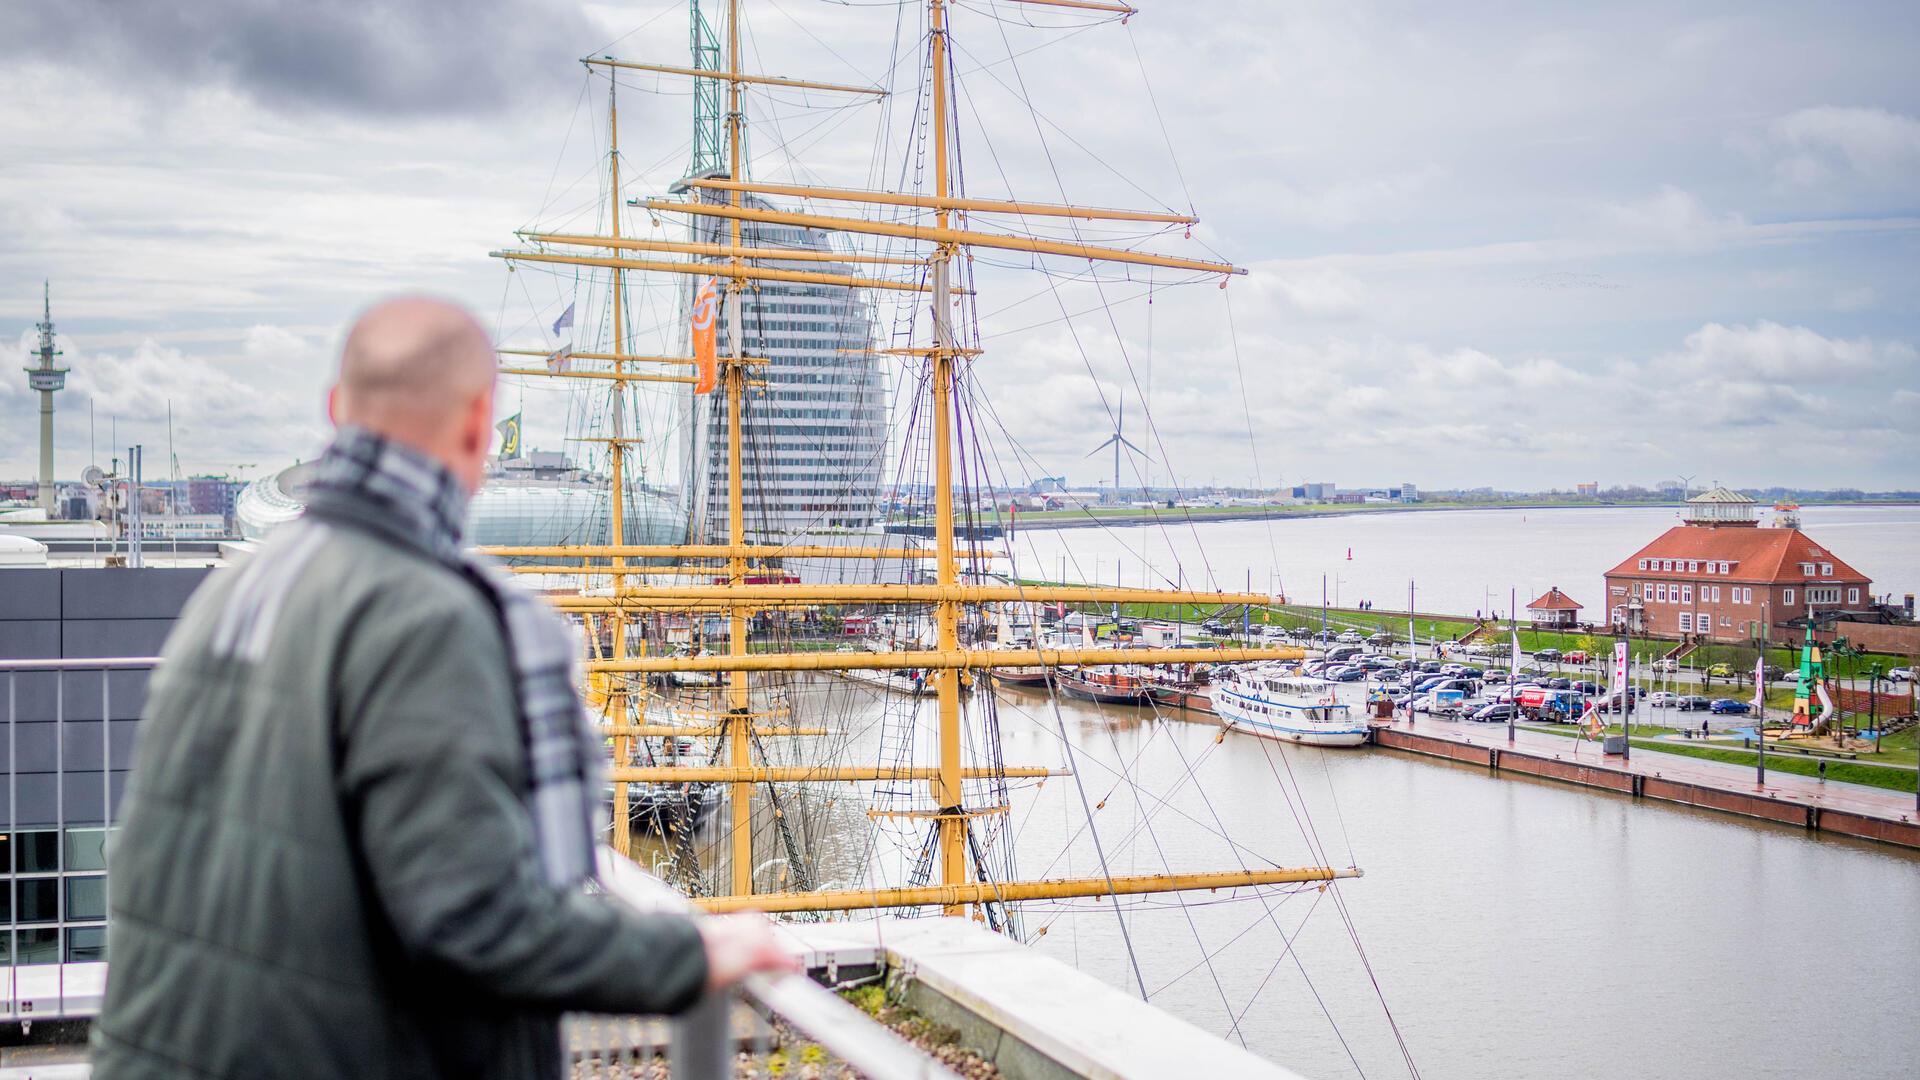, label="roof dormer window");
[1821,563,1832,576]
